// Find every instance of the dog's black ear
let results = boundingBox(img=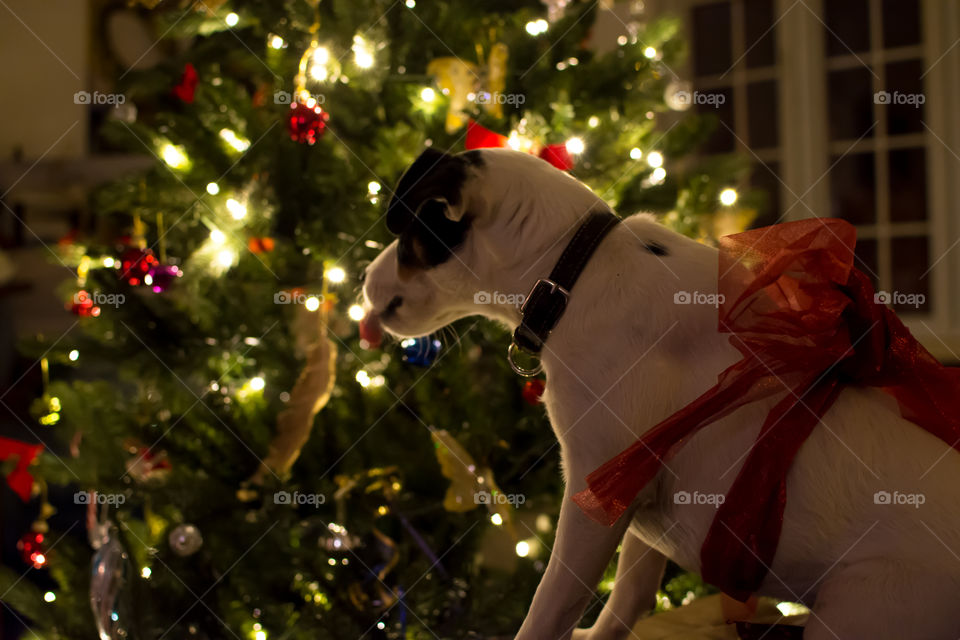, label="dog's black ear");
[386,148,471,235]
